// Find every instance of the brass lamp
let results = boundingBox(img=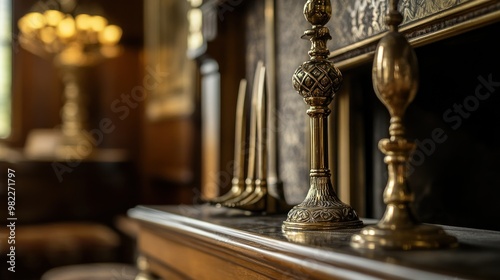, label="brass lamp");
[18,2,122,159]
